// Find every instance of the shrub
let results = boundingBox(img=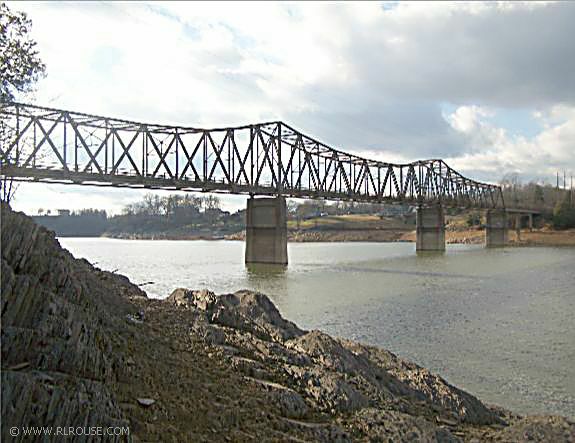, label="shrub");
[553,193,575,229]
[466,211,481,227]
